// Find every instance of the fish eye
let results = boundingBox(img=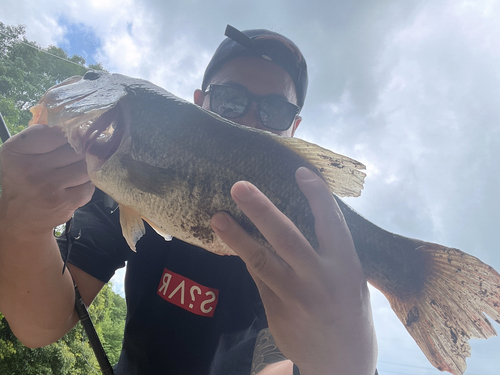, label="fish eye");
[83,71,101,81]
